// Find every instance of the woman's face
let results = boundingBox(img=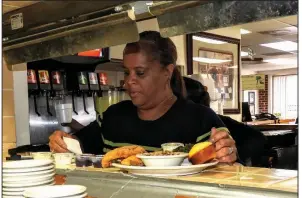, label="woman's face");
[123,52,173,108]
